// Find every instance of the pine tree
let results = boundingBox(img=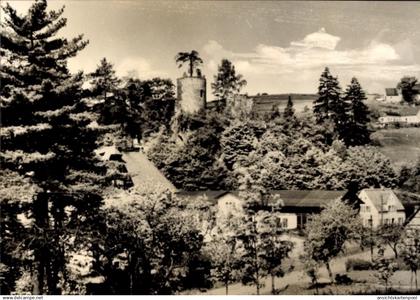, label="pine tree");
[283,95,295,119]
[212,59,247,102]
[1,1,108,294]
[89,57,121,100]
[343,77,371,146]
[313,67,346,139]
